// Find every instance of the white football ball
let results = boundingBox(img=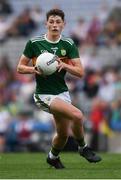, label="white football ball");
[36,52,58,75]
